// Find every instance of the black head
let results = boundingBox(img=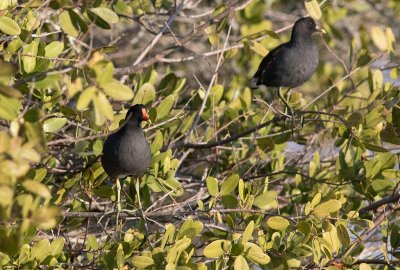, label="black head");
[125,104,150,123]
[291,17,324,40]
